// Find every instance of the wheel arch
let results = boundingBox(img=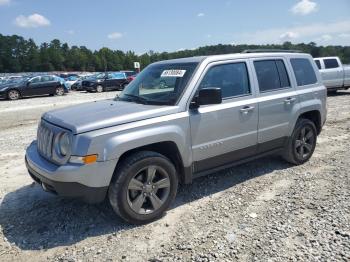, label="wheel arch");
[297,110,322,135]
[114,141,188,184]
[7,88,21,99]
